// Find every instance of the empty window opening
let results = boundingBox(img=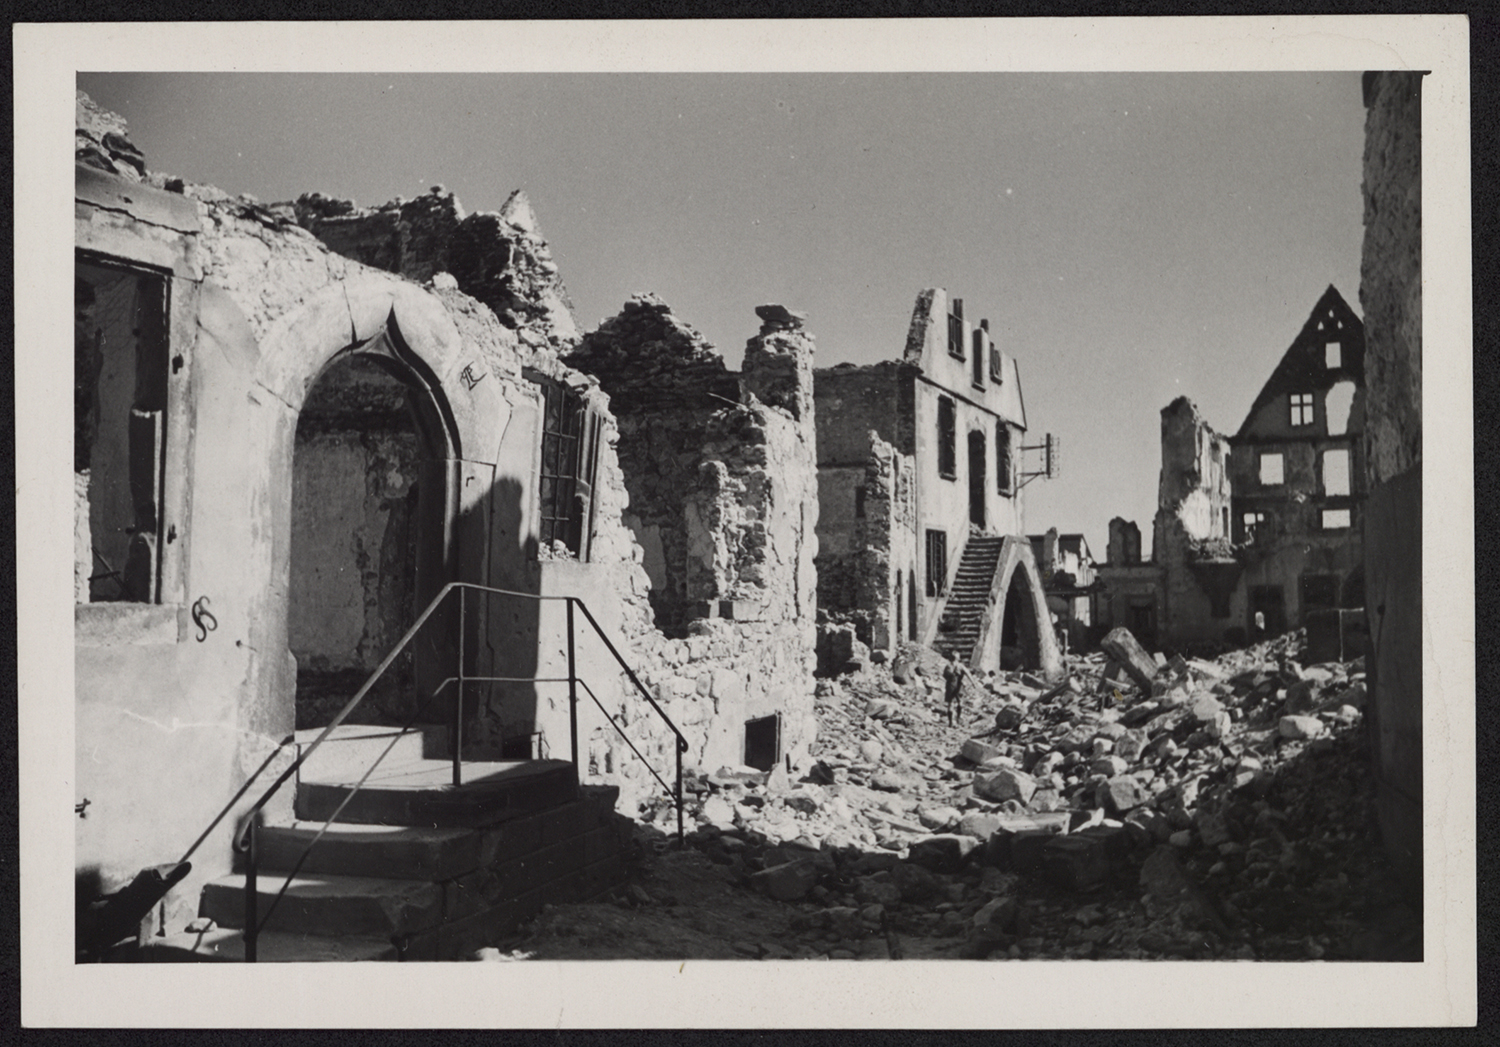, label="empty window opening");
[1289,392,1315,427]
[854,484,867,519]
[1301,574,1340,612]
[1220,506,1229,537]
[1325,380,1356,436]
[908,571,919,640]
[744,714,781,773]
[947,302,965,360]
[75,257,170,604]
[1249,585,1287,637]
[937,396,957,479]
[536,380,602,559]
[1325,342,1342,369]
[990,346,1004,383]
[1258,453,1284,486]
[996,425,1014,495]
[1240,511,1267,543]
[894,571,903,640]
[1127,600,1156,646]
[1321,509,1351,530]
[925,529,948,597]
[1322,448,1351,496]
[967,429,987,528]
[971,329,986,387]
